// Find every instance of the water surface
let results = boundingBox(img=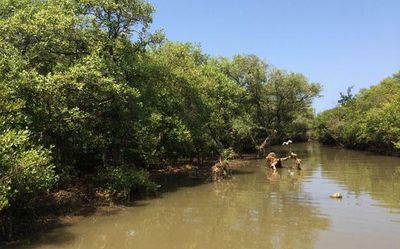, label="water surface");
[10,144,400,249]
